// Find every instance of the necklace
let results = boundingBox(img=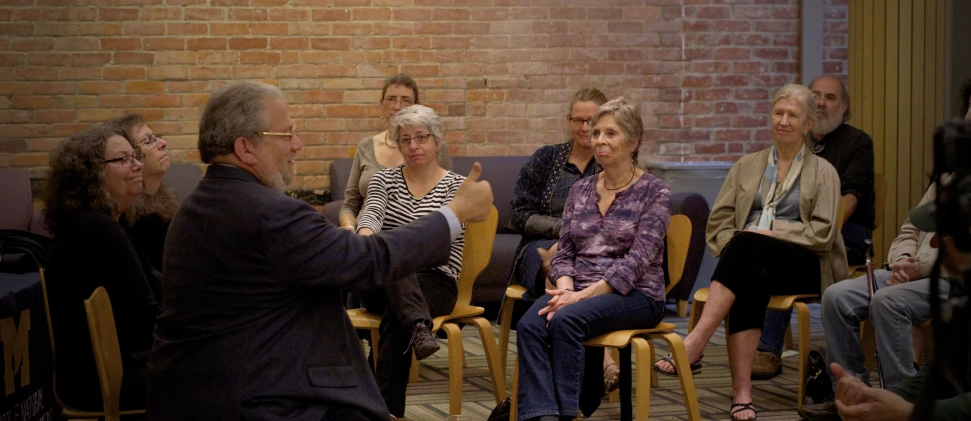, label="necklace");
[604,168,636,191]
